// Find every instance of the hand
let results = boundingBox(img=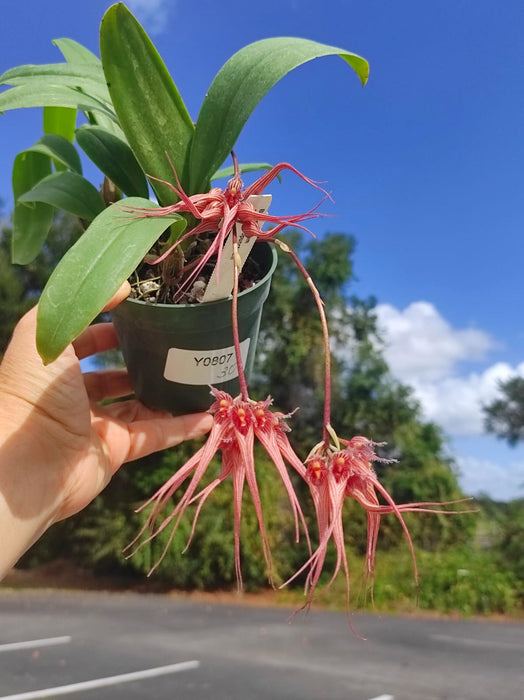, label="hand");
[0,284,213,576]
